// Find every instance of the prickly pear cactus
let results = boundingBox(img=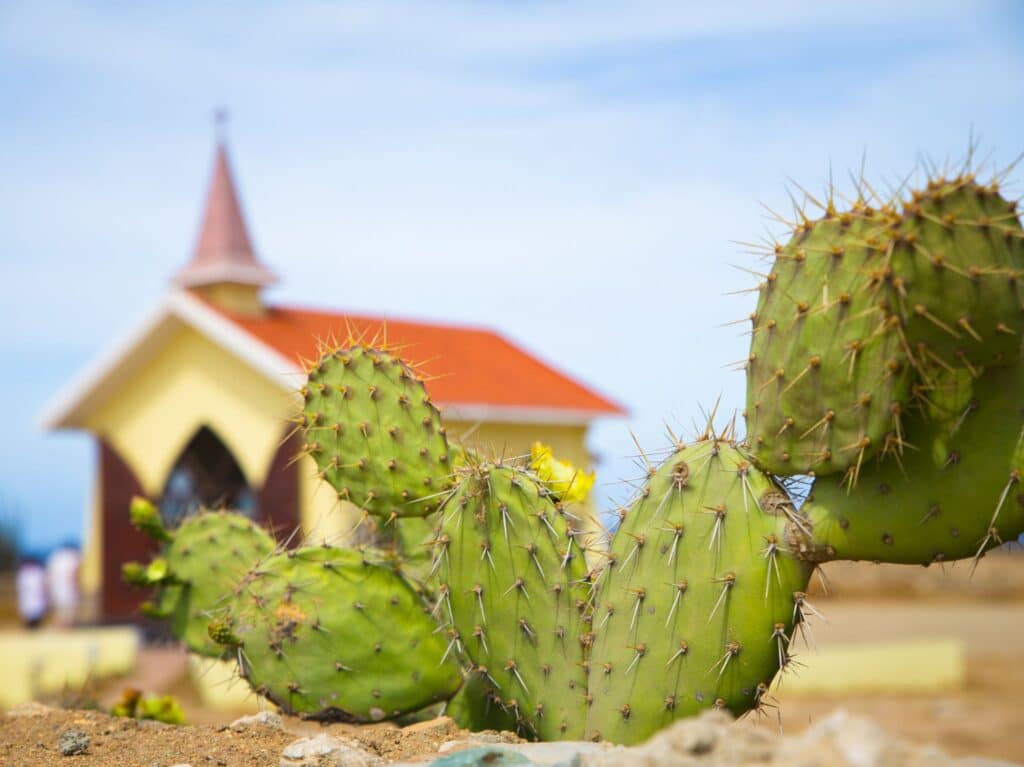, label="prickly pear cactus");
[745,210,912,480]
[585,436,812,744]
[211,546,463,721]
[123,500,275,657]
[299,345,451,520]
[798,359,1024,565]
[438,461,591,741]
